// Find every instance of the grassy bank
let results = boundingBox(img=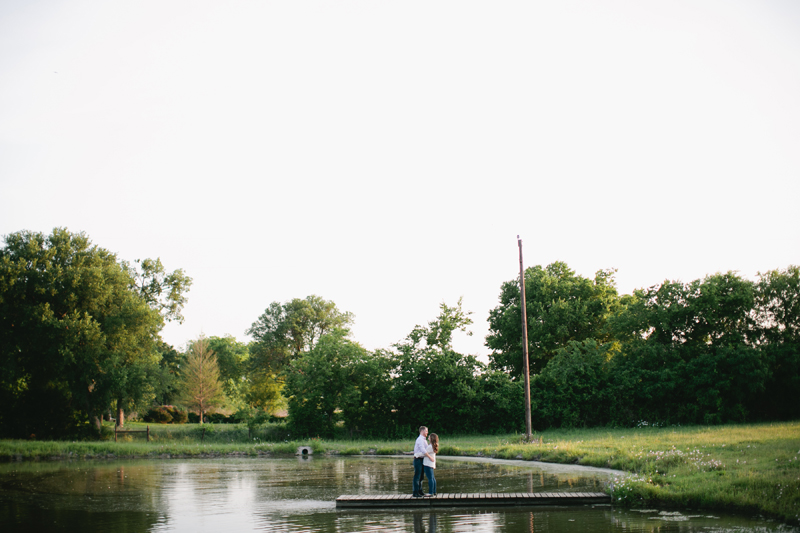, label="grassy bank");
[1,421,798,524]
